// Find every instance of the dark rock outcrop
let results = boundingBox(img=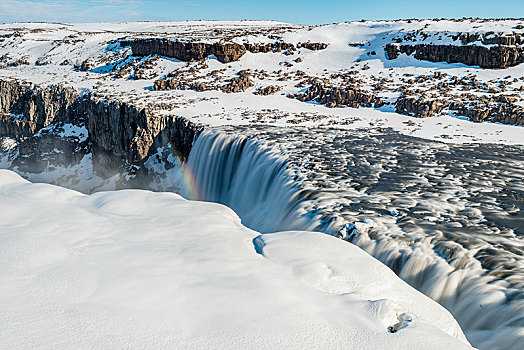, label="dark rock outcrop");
[153,70,253,93]
[153,78,215,92]
[122,39,328,63]
[395,91,524,126]
[297,42,328,51]
[0,113,34,138]
[0,78,203,177]
[153,78,180,91]
[87,98,202,166]
[385,43,524,69]
[13,125,88,174]
[121,39,246,63]
[244,41,327,54]
[384,44,401,60]
[221,73,254,93]
[449,97,524,125]
[463,32,524,46]
[253,85,282,95]
[0,79,84,137]
[244,42,294,53]
[80,58,96,71]
[395,93,449,118]
[292,83,381,108]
